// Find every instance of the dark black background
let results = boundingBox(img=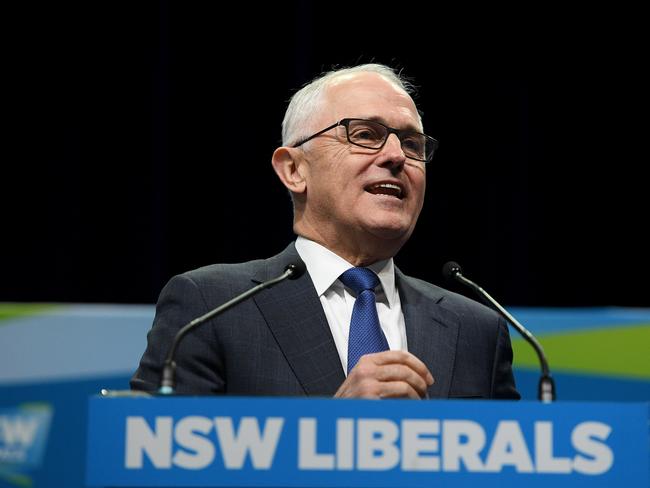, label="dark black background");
[3,2,647,306]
